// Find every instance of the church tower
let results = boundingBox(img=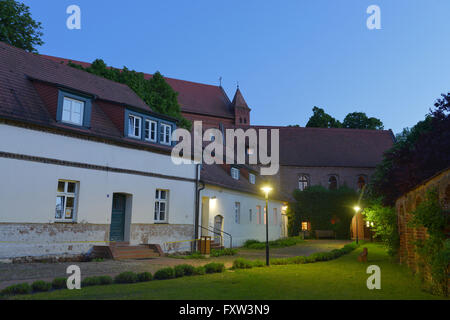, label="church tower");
[231,86,251,126]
